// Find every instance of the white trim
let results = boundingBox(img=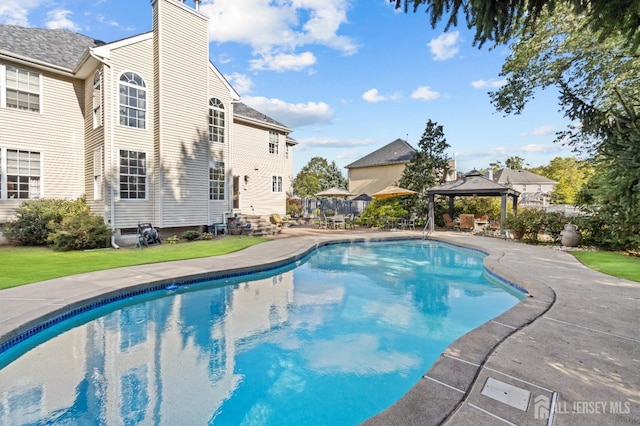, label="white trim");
[117,148,149,201]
